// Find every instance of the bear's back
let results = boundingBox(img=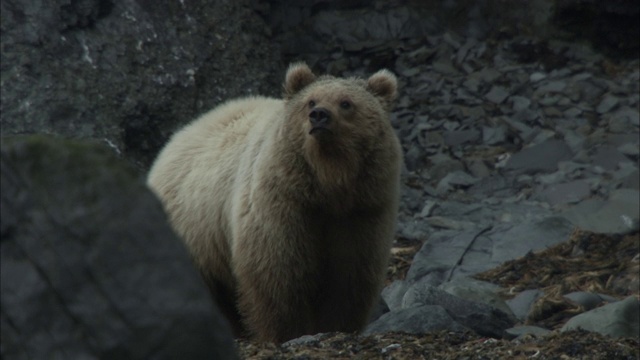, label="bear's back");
[147,96,282,271]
